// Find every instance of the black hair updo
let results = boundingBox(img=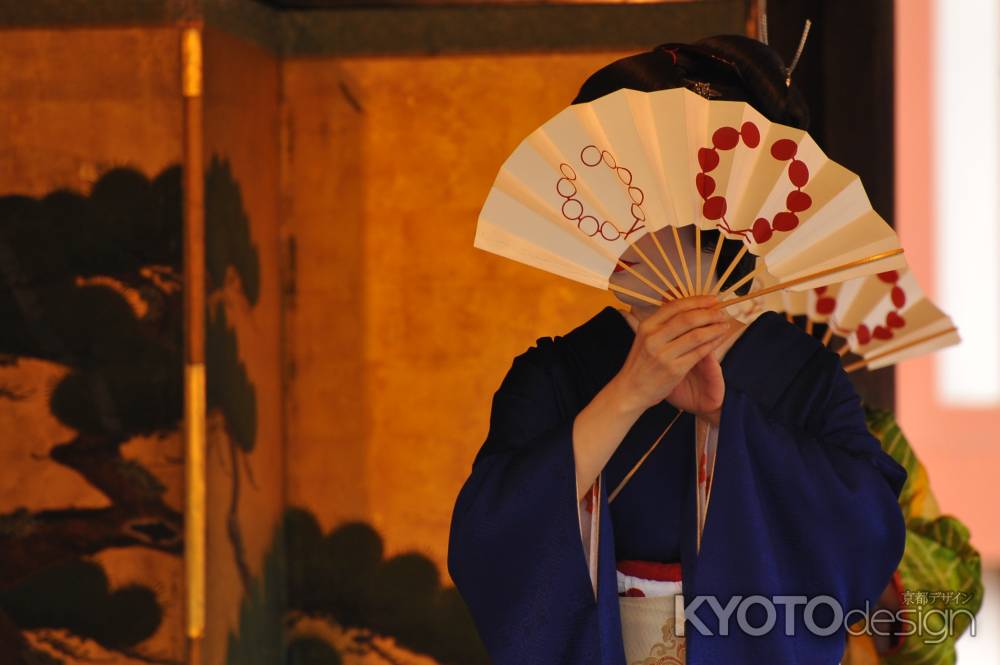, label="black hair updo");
[572,34,810,296]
